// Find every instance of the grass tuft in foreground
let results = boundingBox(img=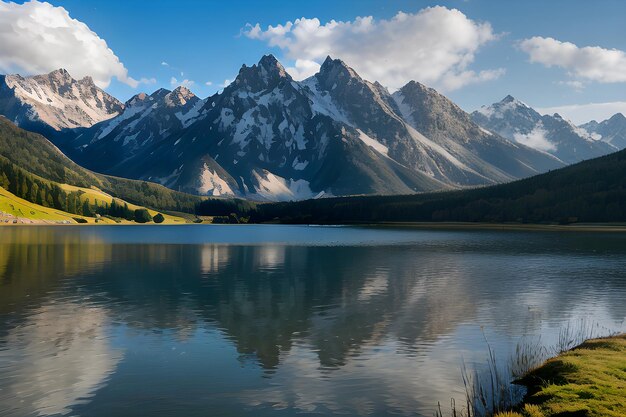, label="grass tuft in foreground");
[496,334,626,417]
